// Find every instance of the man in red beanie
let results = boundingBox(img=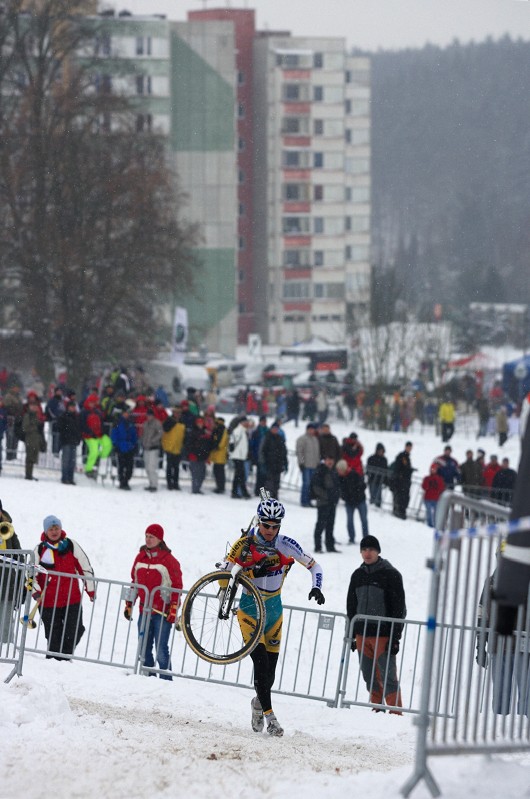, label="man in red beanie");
[124,524,183,679]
